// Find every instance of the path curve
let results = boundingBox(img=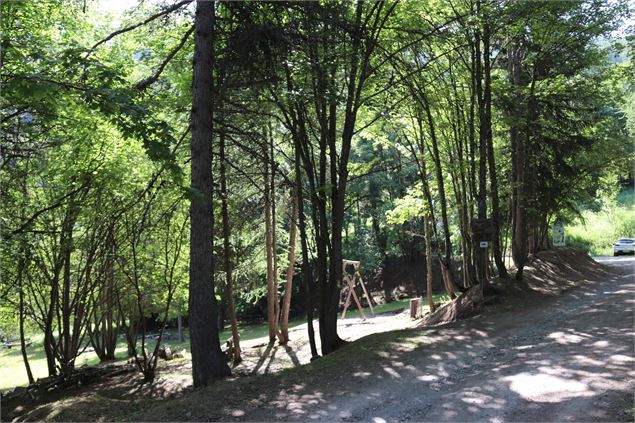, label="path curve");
[217,256,634,422]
